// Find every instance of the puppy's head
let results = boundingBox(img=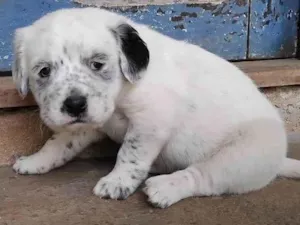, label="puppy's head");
[12,8,149,130]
